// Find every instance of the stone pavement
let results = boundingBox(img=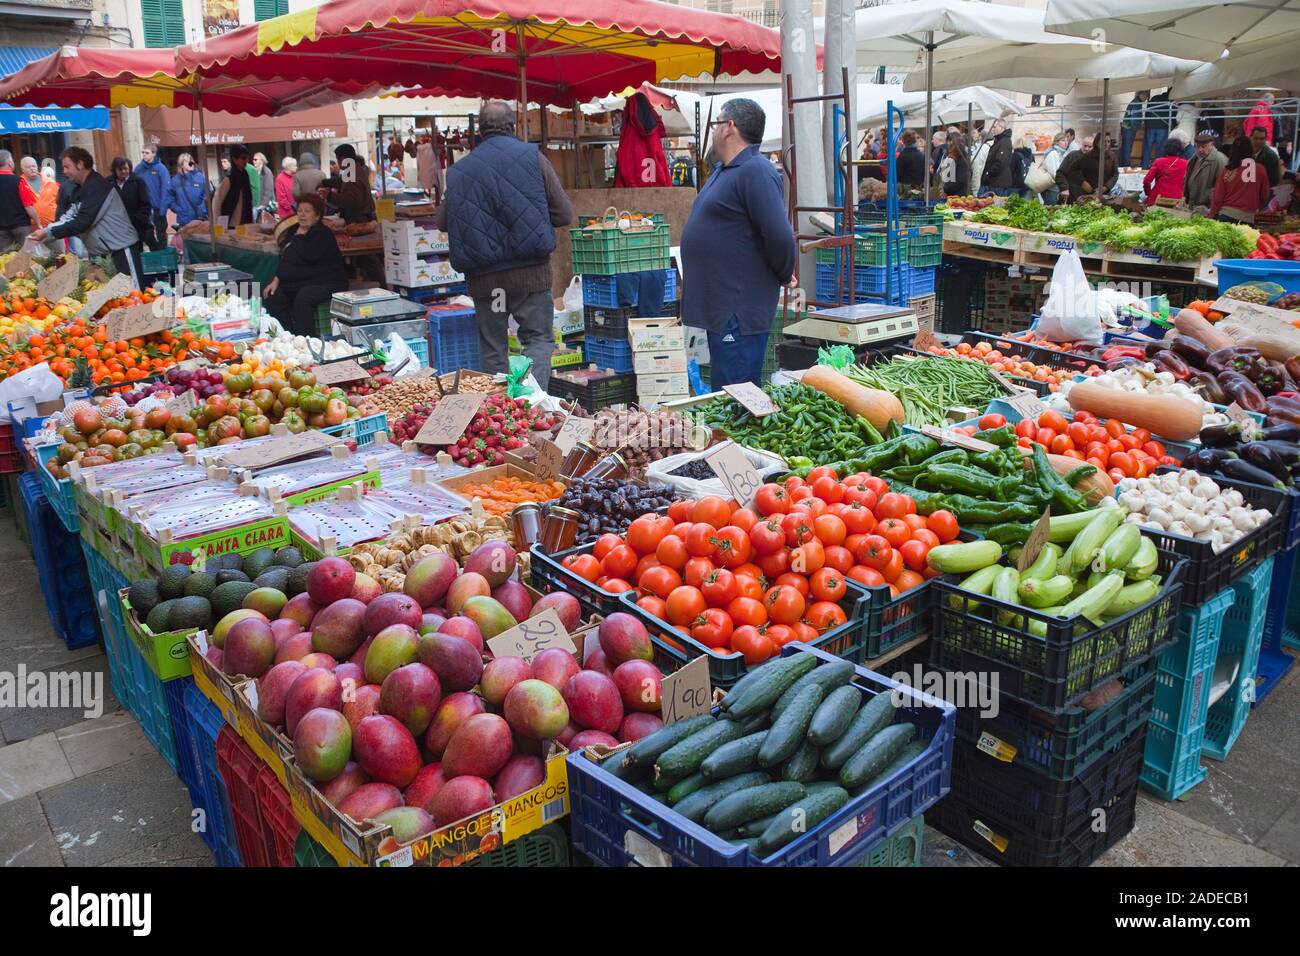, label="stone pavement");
[0,499,1295,868]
